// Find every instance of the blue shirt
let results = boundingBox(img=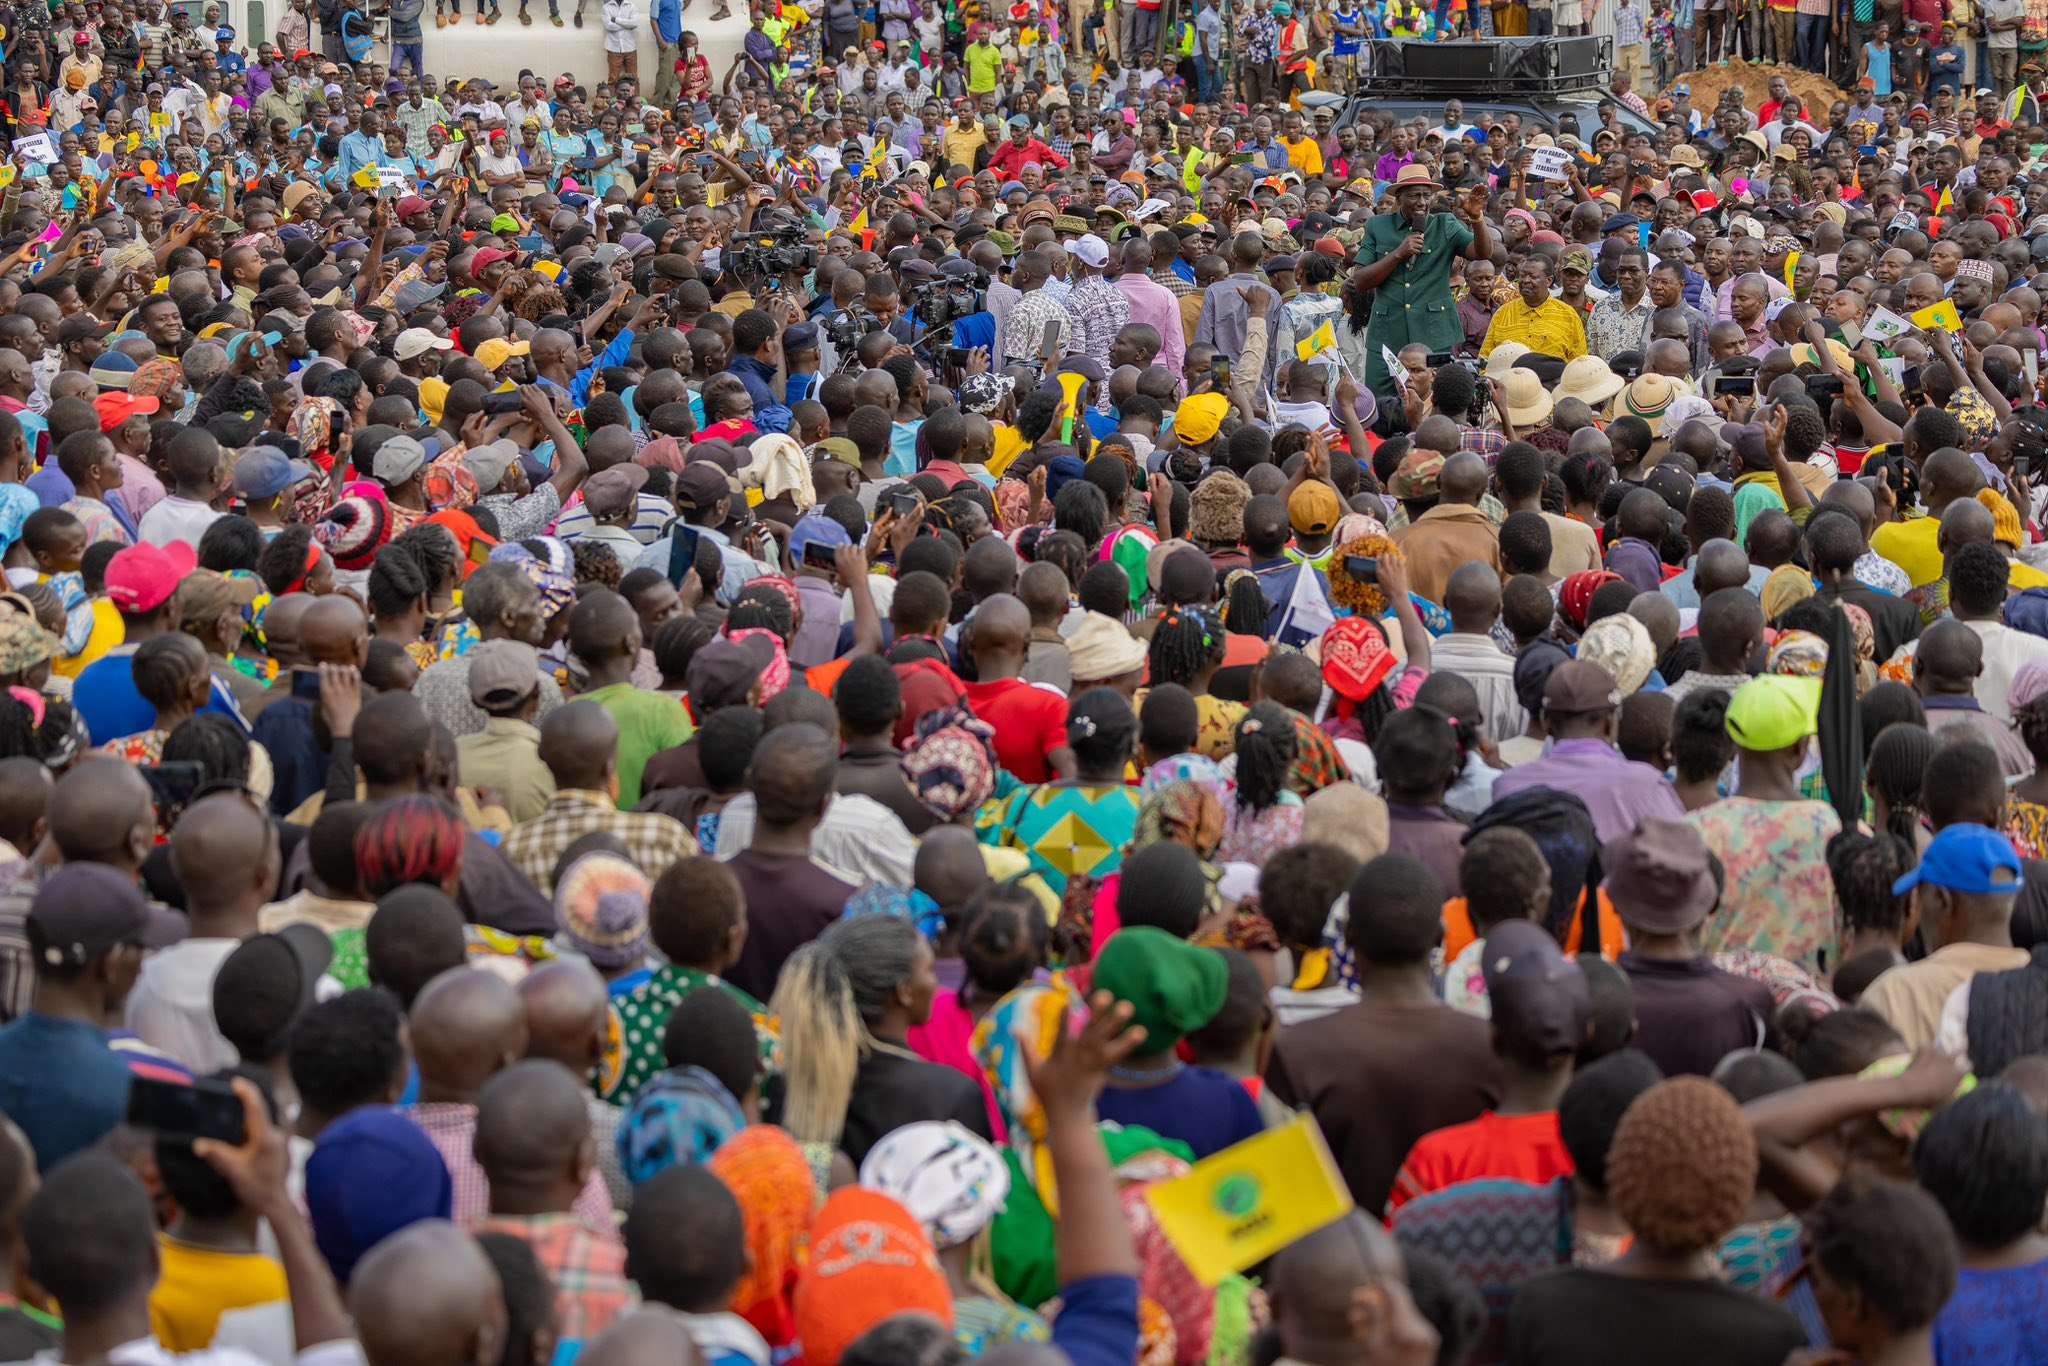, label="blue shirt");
[0,1012,133,1172]
[250,695,325,817]
[1050,1276,1141,1366]
[724,354,791,434]
[1934,1262,2048,1363]
[336,128,384,185]
[73,645,248,746]
[1094,1065,1264,1160]
[653,0,682,41]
